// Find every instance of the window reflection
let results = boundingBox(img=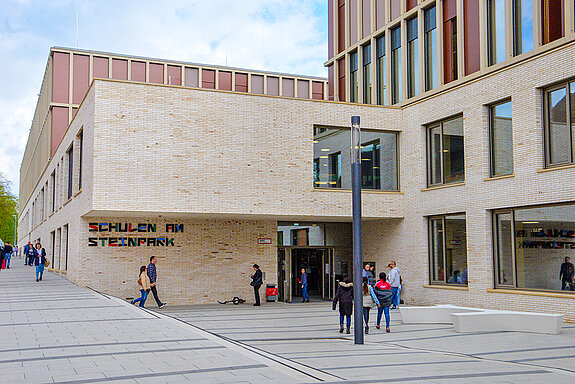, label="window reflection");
[407,17,419,98]
[376,35,386,105]
[424,6,438,91]
[490,100,514,176]
[513,0,534,55]
[427,116,464,186]
[391,26,402,104]
[429,214,468,285]
[363,44,371,104]
[488,0,506,65]
[350,51,359,103]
